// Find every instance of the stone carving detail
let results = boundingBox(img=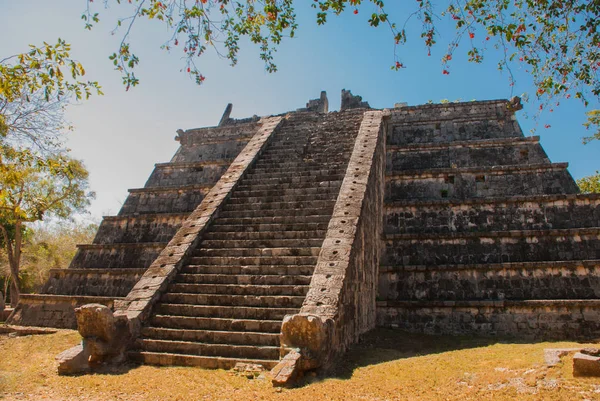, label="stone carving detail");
[57,304,130,374]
